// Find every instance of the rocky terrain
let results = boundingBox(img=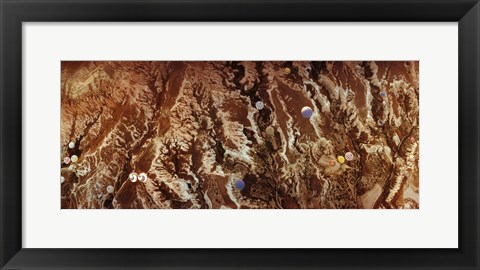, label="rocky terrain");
[60,61,419,209]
